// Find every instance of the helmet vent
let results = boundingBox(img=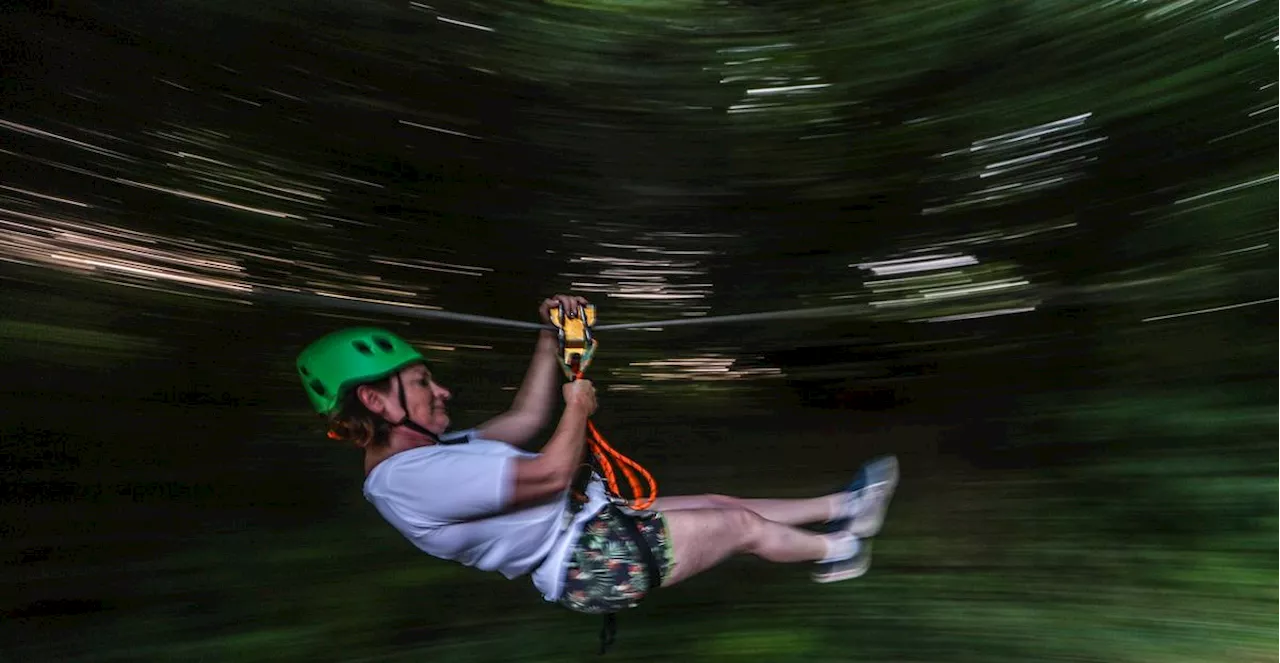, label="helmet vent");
[352,340,374,355]
[373,336,394,352]
[309,379,328,396]
[299,366,311,377]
